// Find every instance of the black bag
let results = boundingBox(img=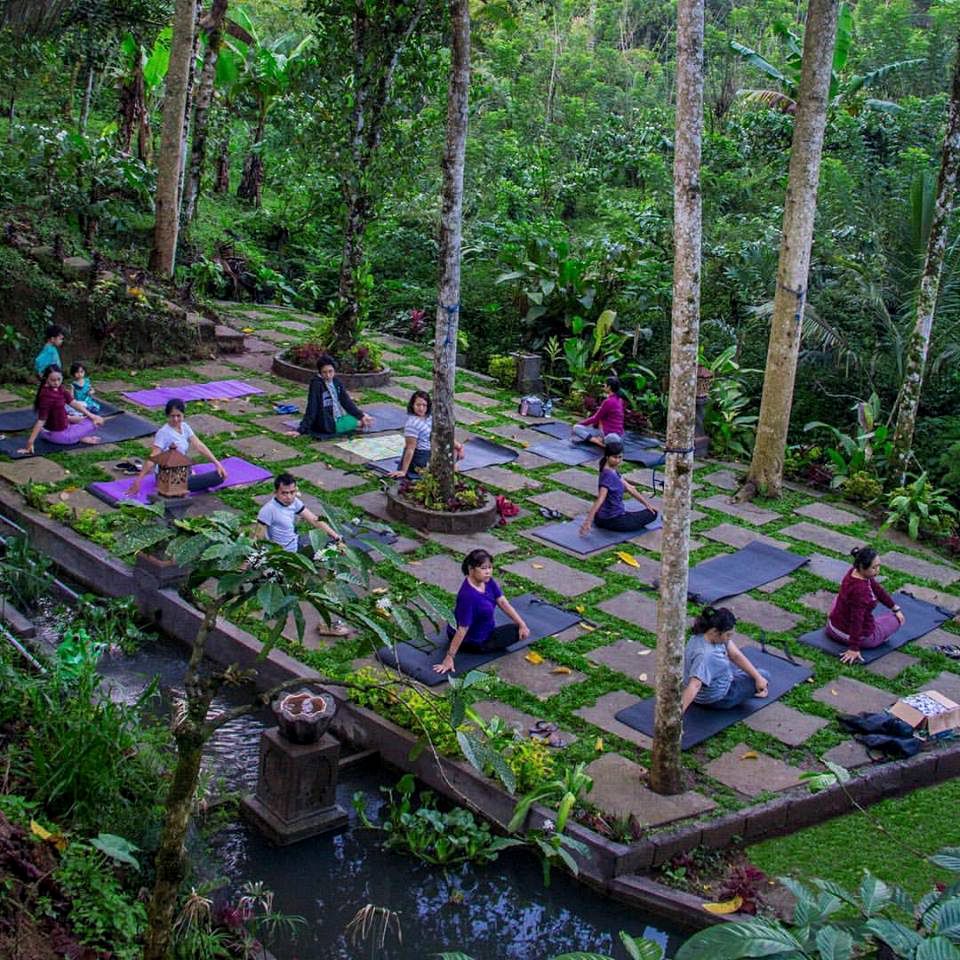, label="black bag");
[838,712,915,739]
[856,733,921,760]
